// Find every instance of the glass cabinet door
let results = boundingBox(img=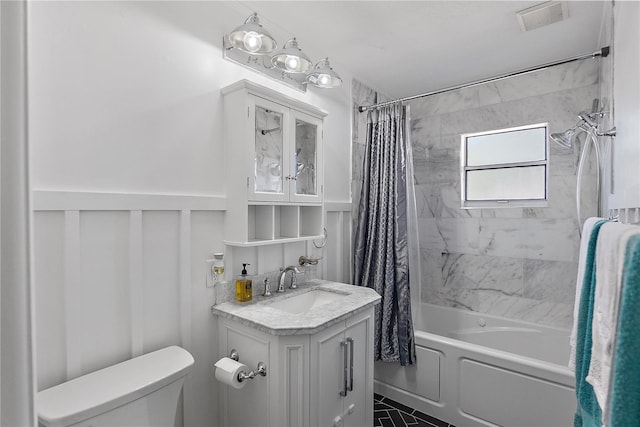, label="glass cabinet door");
[291,111,323,202]
[249,96,289,201]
